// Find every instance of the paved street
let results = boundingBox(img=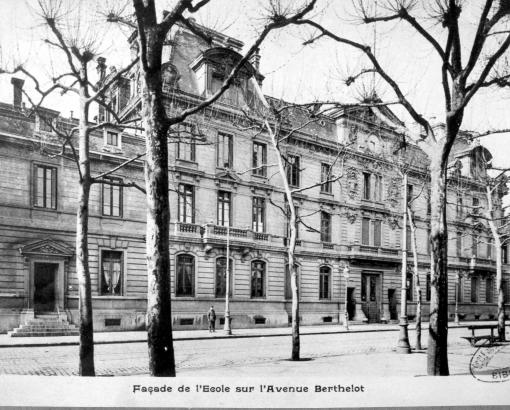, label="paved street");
[0,326,503,377]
